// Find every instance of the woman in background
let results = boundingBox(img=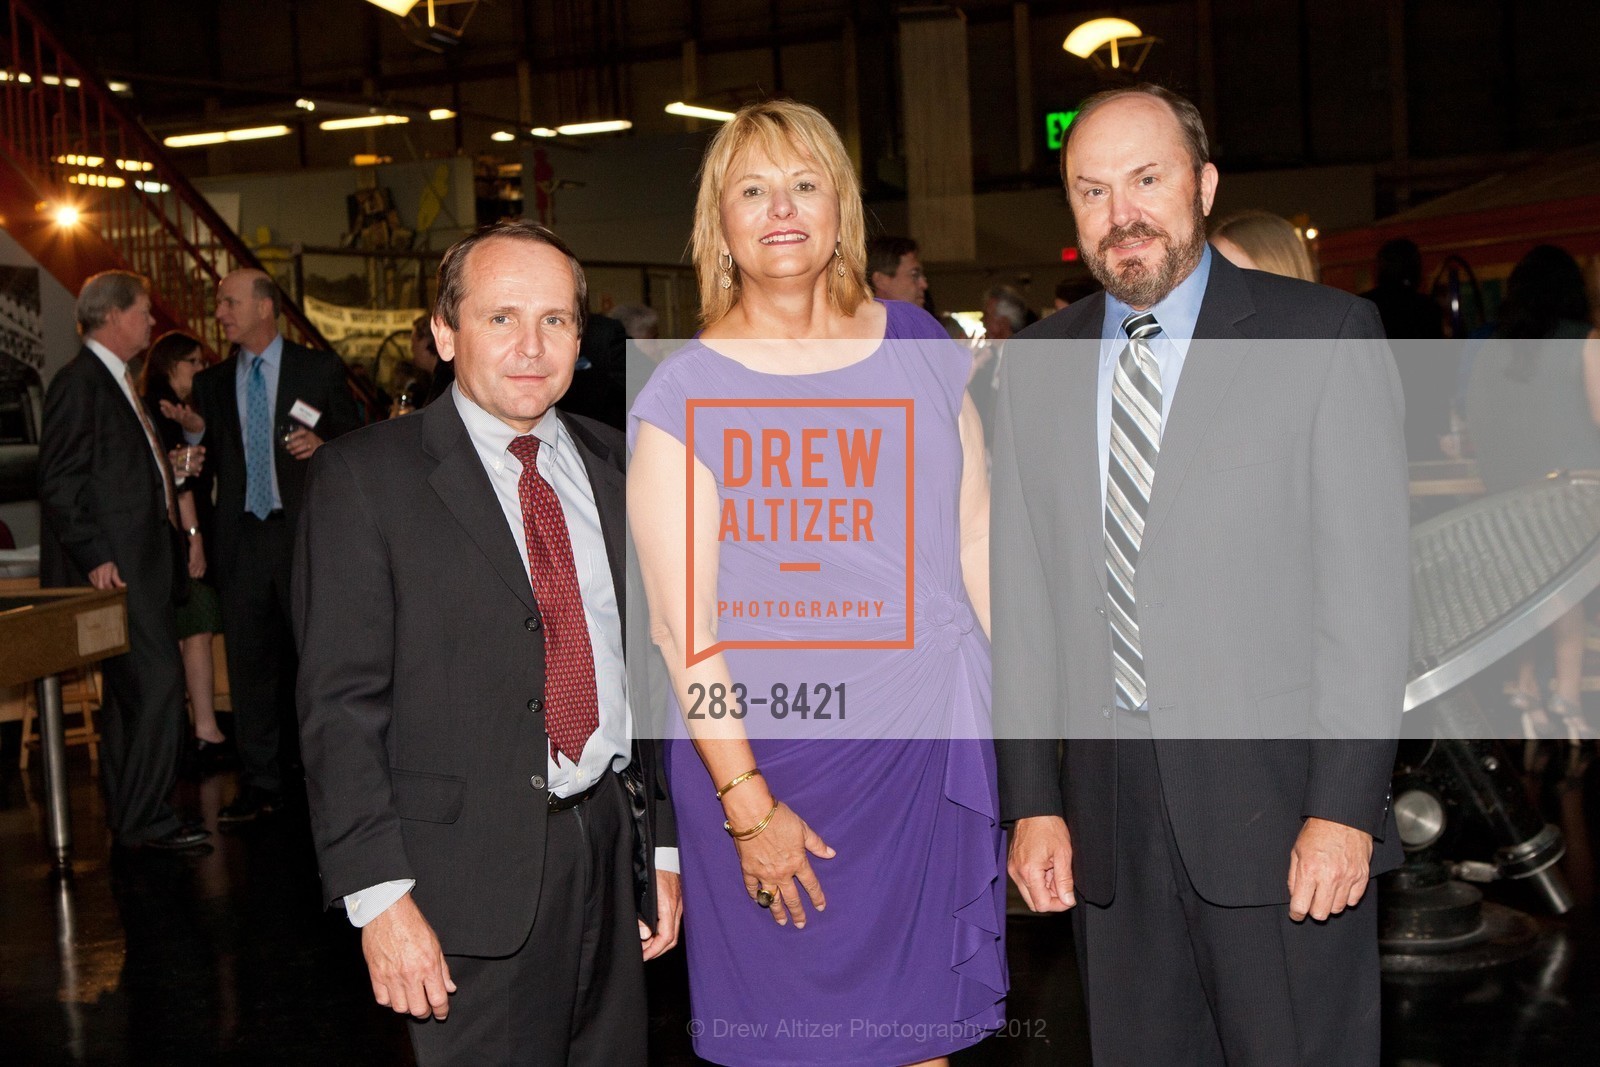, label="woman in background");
[140,331,227,768]
[1210,209,1317,282]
